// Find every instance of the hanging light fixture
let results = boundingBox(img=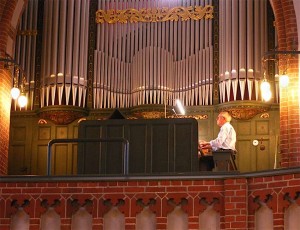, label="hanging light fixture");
[279,54,289,88]
[11,87,20,100]
[279,73,289,88]
[261,87,272,101]
[17,94,28,107]
[0,57,28,106]
[11,67,20,99]
[262,50,300,91]
[16,74,28,108]
[260,72,272,102]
